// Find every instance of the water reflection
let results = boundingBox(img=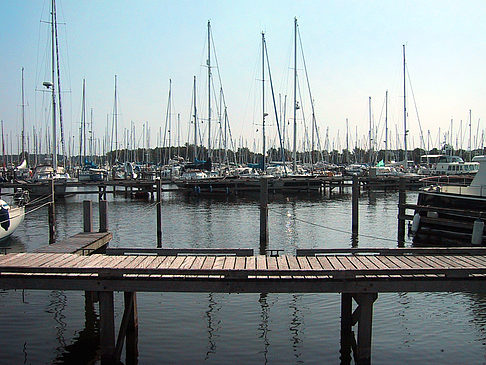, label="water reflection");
[258,293,270,365]
[289,294,303,363]
[53,293,100,364]
[204,293,221,360]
